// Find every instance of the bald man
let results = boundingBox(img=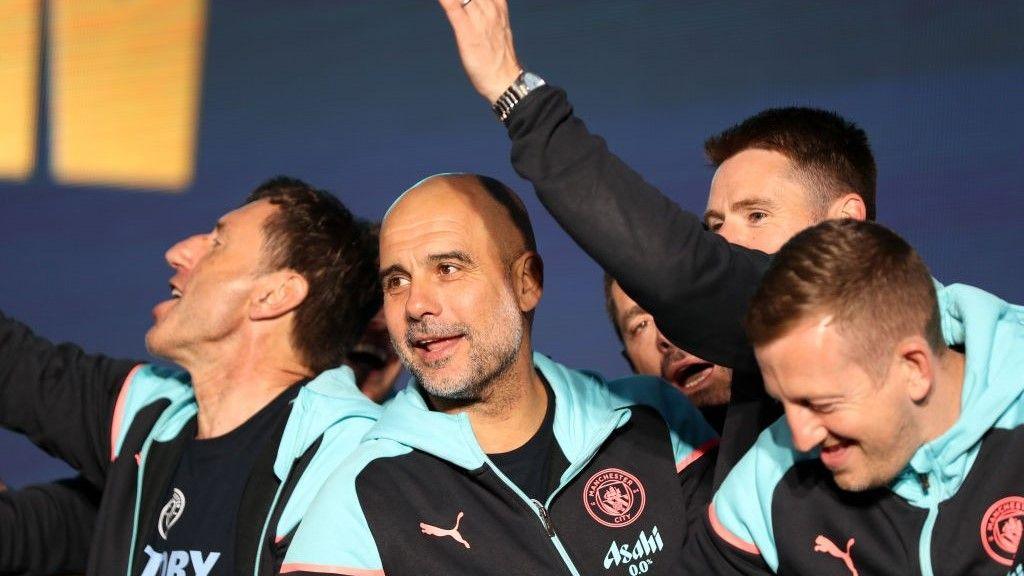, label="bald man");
[282,174,718,576]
